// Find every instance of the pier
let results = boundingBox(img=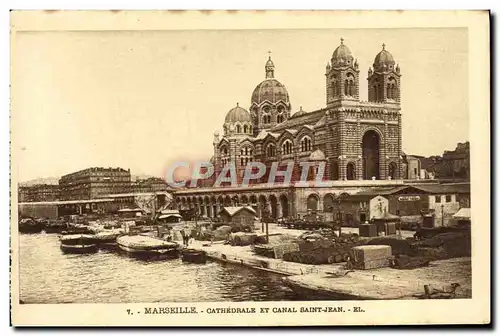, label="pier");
[189,239,471,300]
